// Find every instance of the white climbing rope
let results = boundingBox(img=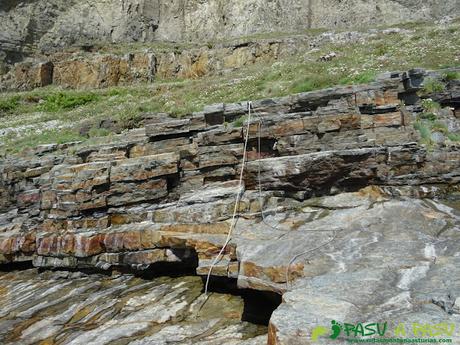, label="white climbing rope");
[250,104,342,291]
[204,102,342,296]
[284,230,340,290]
[204,101,253,295]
